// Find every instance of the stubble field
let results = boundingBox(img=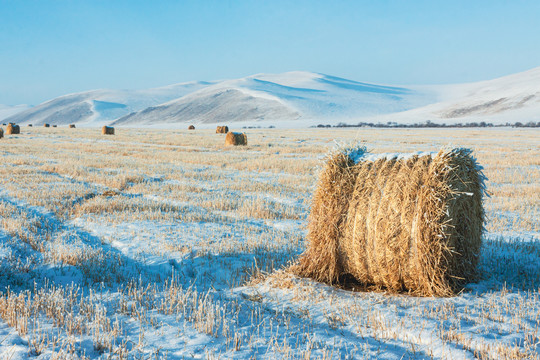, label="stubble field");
[0,126,538,359]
